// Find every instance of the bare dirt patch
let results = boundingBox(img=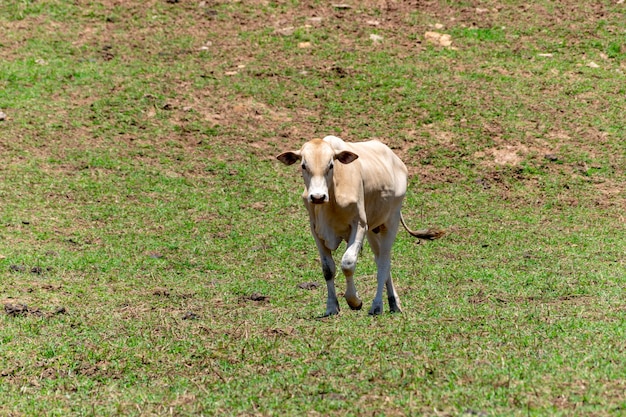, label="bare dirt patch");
[475,144,529,167]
